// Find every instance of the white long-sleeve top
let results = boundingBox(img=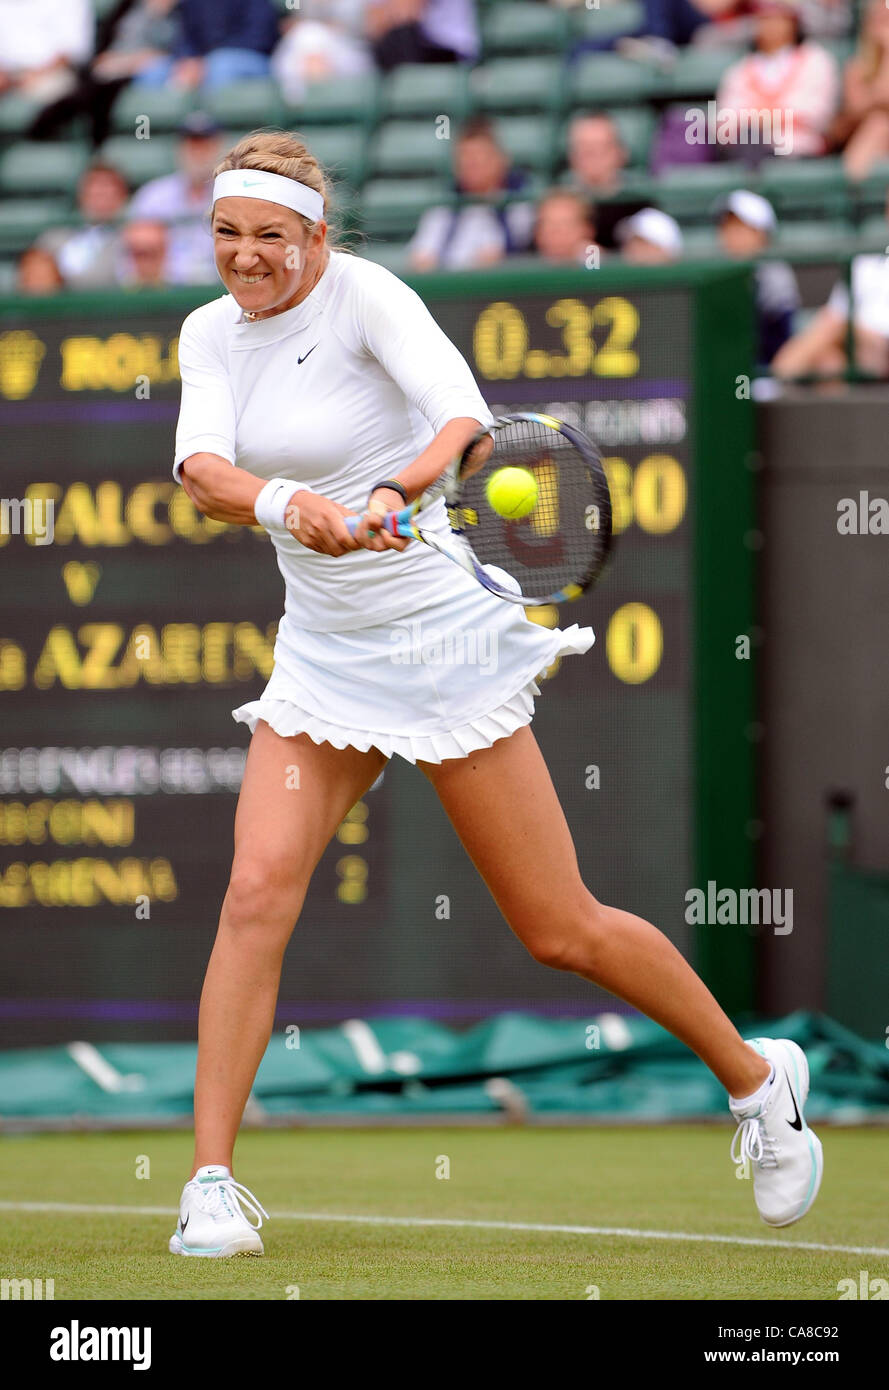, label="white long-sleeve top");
[174,251,493,632]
